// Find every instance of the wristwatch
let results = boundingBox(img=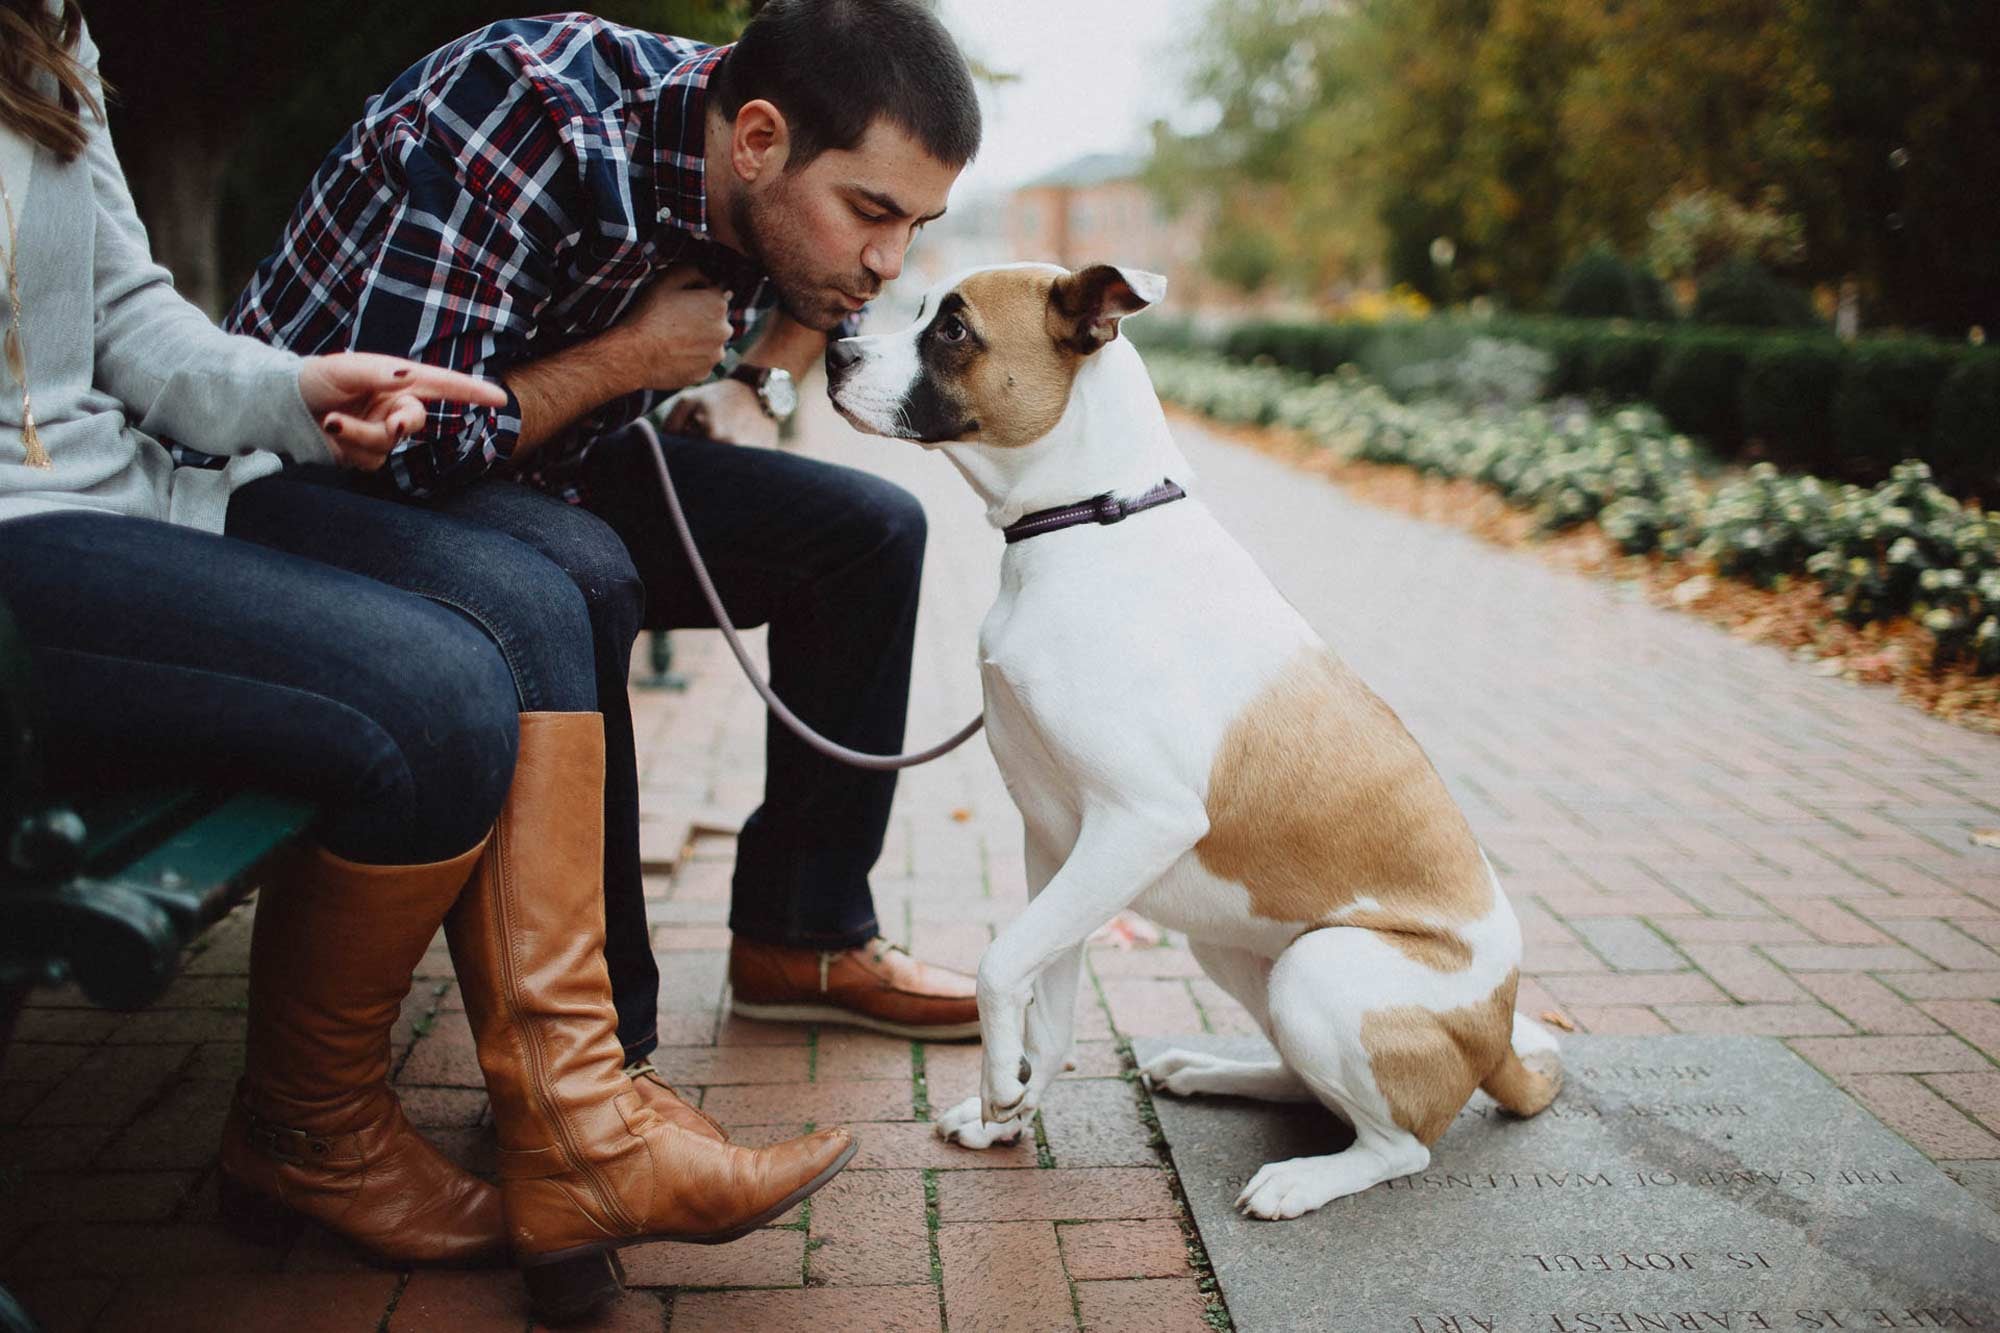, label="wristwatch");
[727,364,798,422]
